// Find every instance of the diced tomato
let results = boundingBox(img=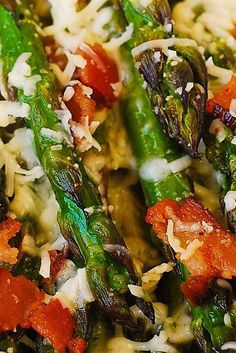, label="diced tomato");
[69,337,86,353]
[146,197,236,303]
[65,84,96,124]
[0,269,44,331]
[30,299,75,353]
[181,275,213,304]
[42,250,65,286]
[206,75,236,113]
[0,217,22,265]
[74,43,119,107]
